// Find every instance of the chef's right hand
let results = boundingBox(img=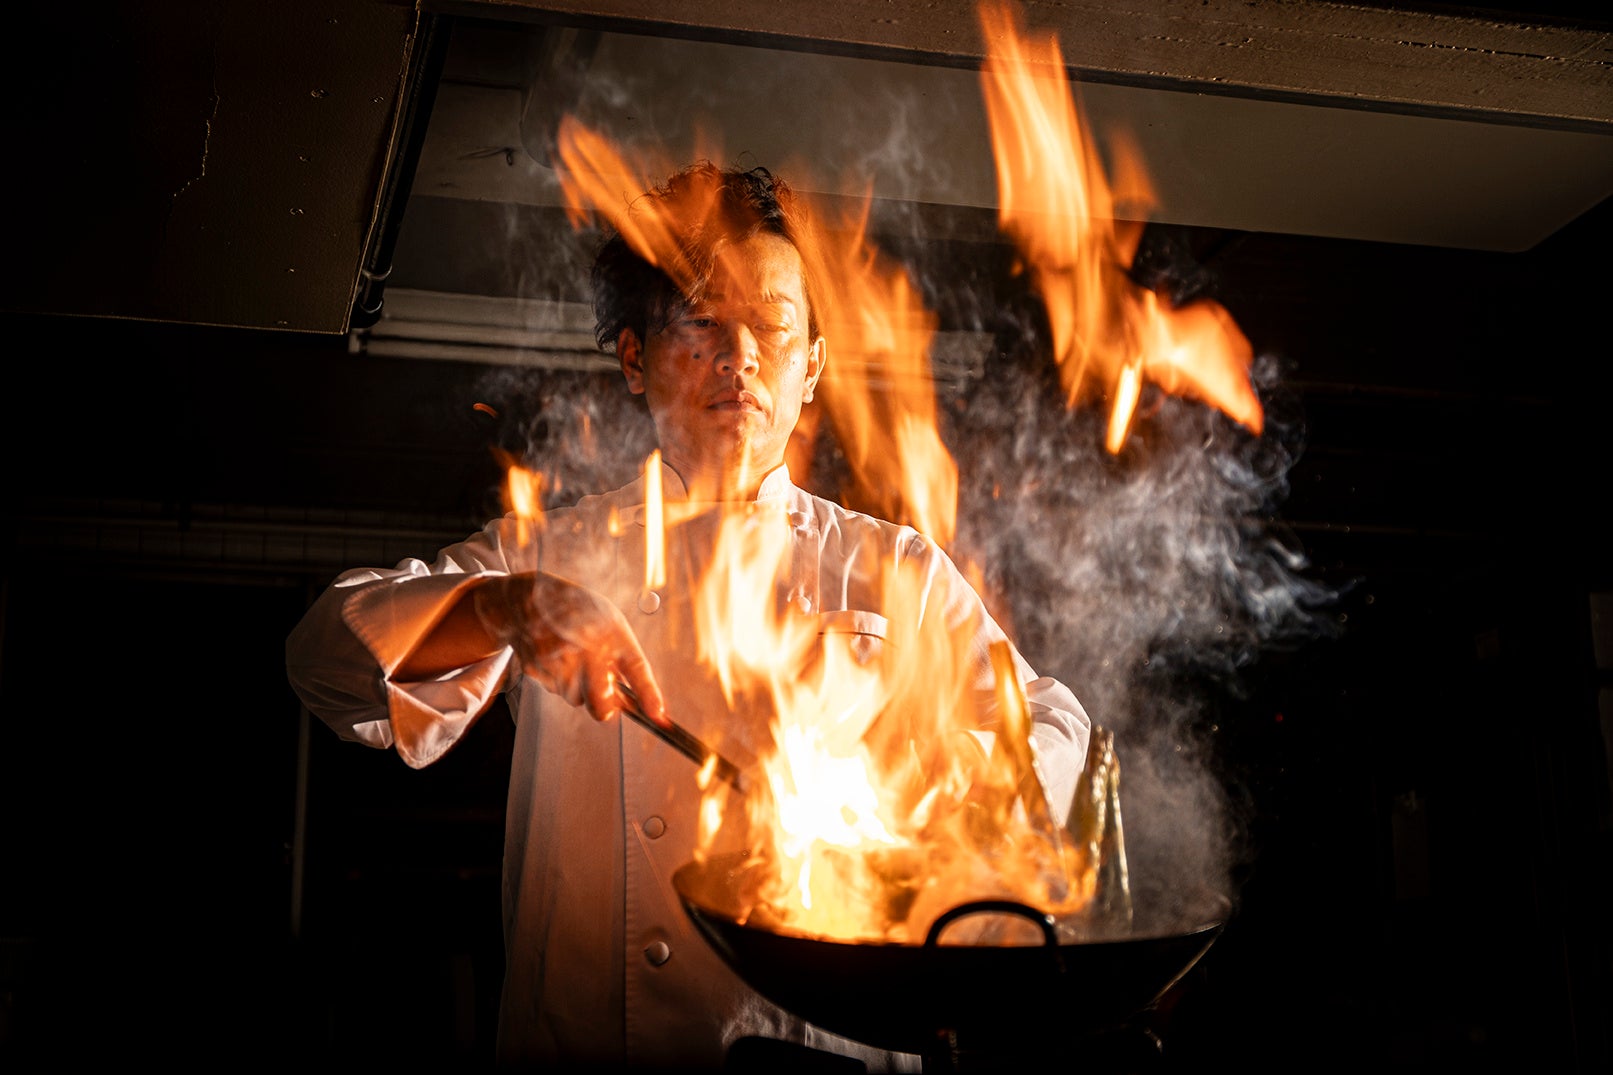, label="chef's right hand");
[472,572,669,729]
